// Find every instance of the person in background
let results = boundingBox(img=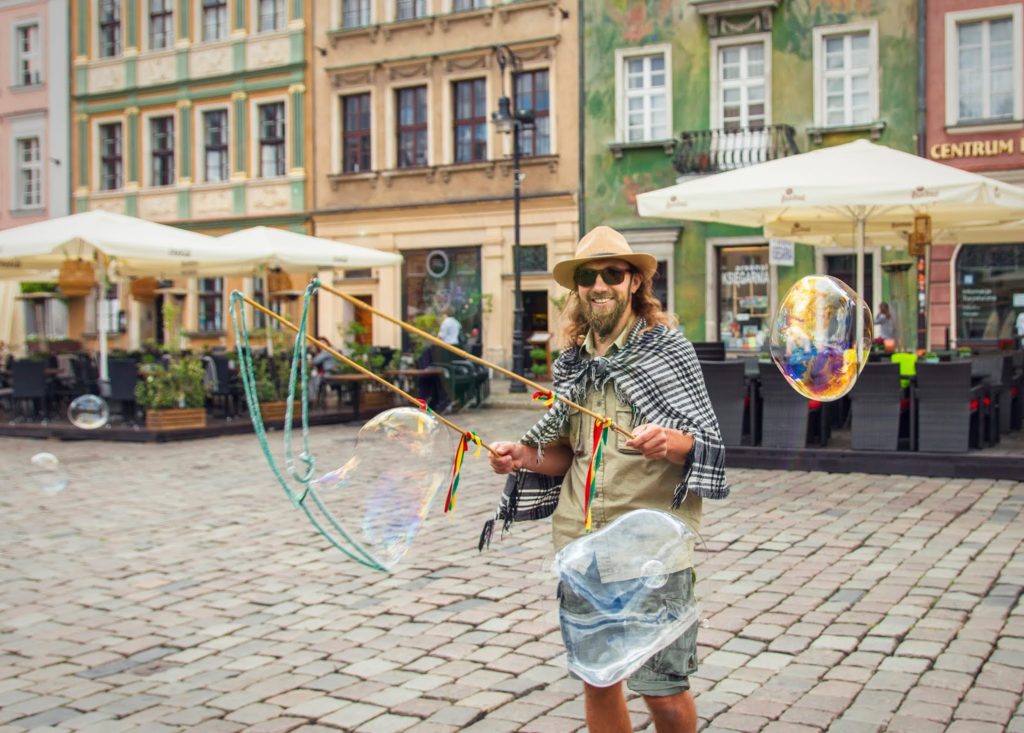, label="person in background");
[438,310,463,347]
[874,301,895,341]
[1015,310,1024,350]
[310,337,340,405]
